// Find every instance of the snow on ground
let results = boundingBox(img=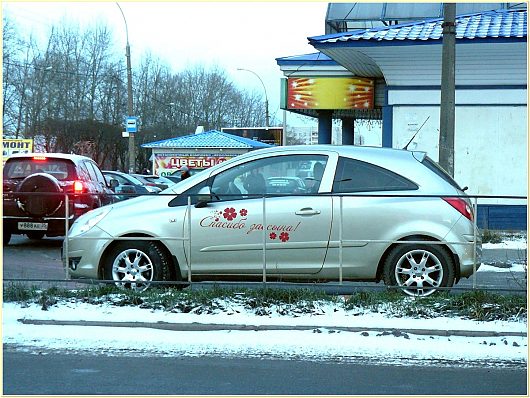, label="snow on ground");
[3,237,527,367]
[3,298,527,367]
[479,263,526,272]
[482,236,527,250]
